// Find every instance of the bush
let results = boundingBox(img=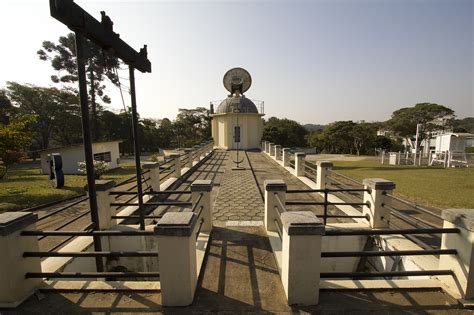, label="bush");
[466,147,474,153]
[0,160,6,179]
[78,160,110,179]
[150,153,160,162]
